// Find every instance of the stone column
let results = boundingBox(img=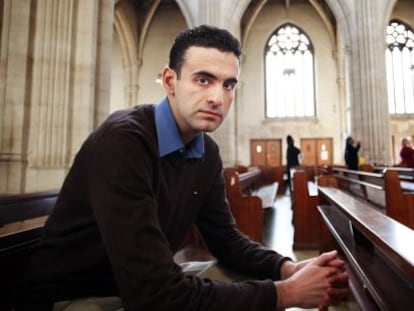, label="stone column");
[93,0,115,127]
[0,0,115,193]
[28,0,77,170]
[347,0,392,164]
[0,0,32,193]
[113,5,140,108]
